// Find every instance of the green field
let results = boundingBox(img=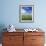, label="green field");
[22,15,32,20]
